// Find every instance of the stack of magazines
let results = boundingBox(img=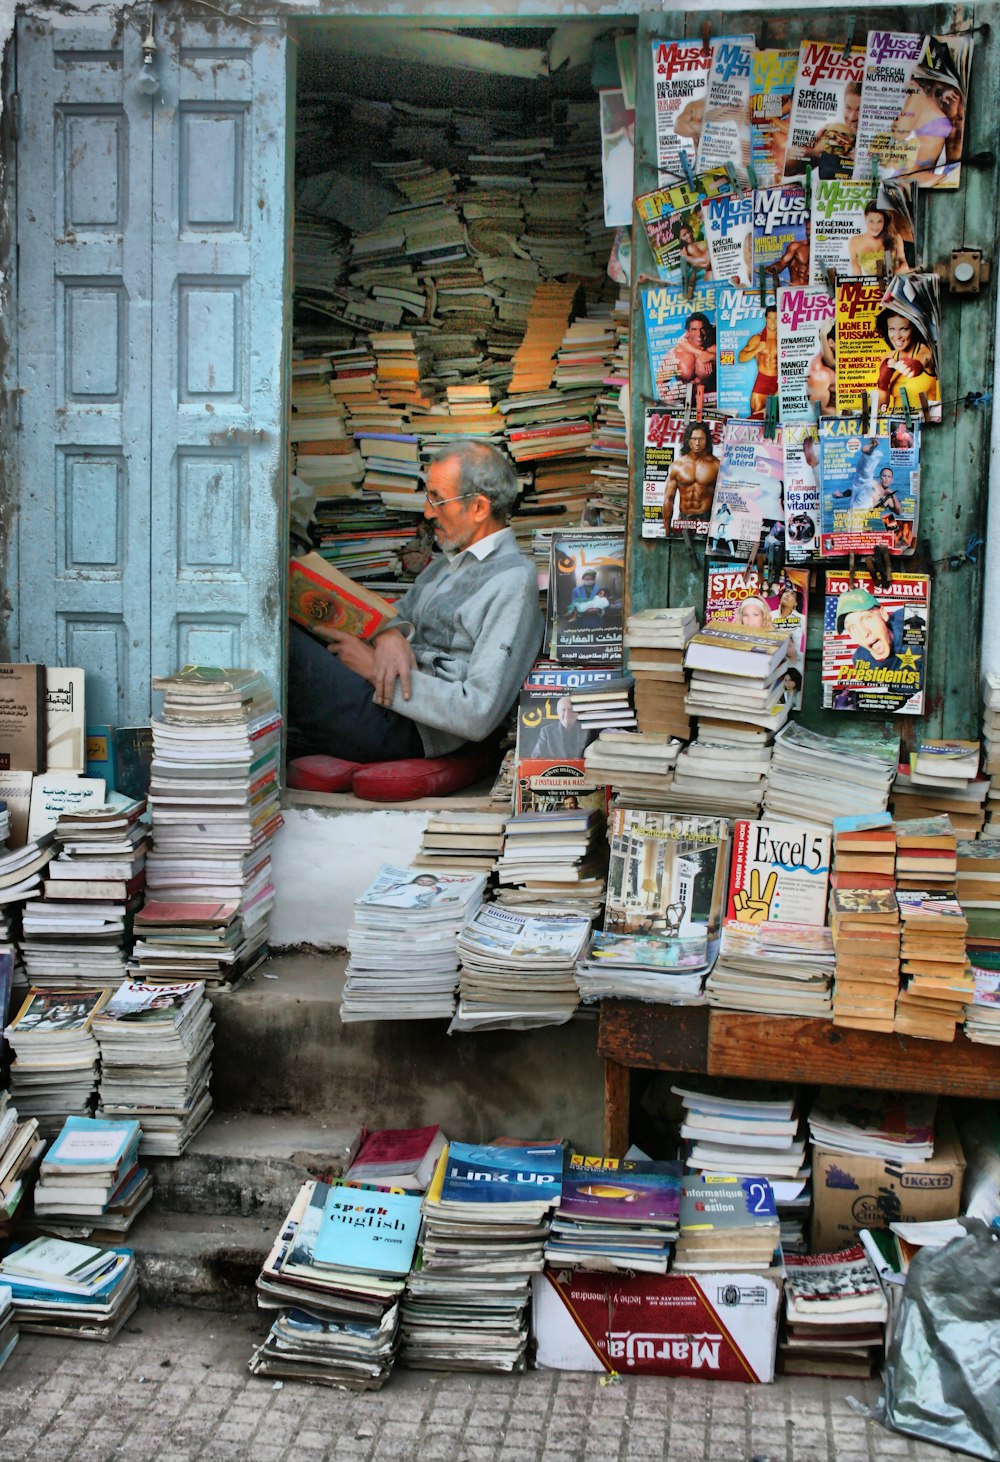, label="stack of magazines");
[0,1235,138,1341]
[31,1115,151,1240]
[452,905,592,1031]
[706,921,835,1018]
[3,989,109,1137]
[93,981,214,1157]
[576,930,713,1005]
[341,865,487,1022]
[249,1178,421,1390]
[400,1142,562,1373]
[763,723,897,825]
